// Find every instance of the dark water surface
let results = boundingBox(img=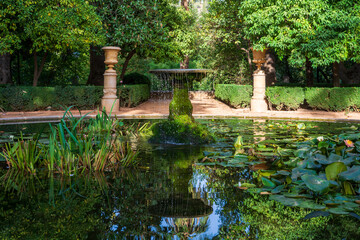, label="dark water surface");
[0,119,359,239]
